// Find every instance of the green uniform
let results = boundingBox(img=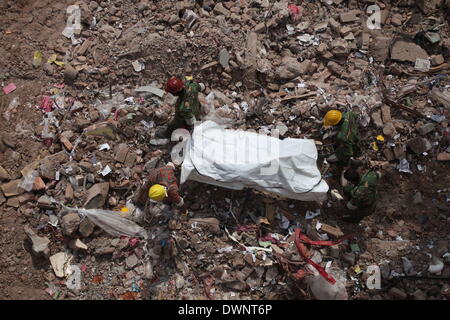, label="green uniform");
[166,81,202,136]
[335,112,361,166]
[346,170,379,220]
